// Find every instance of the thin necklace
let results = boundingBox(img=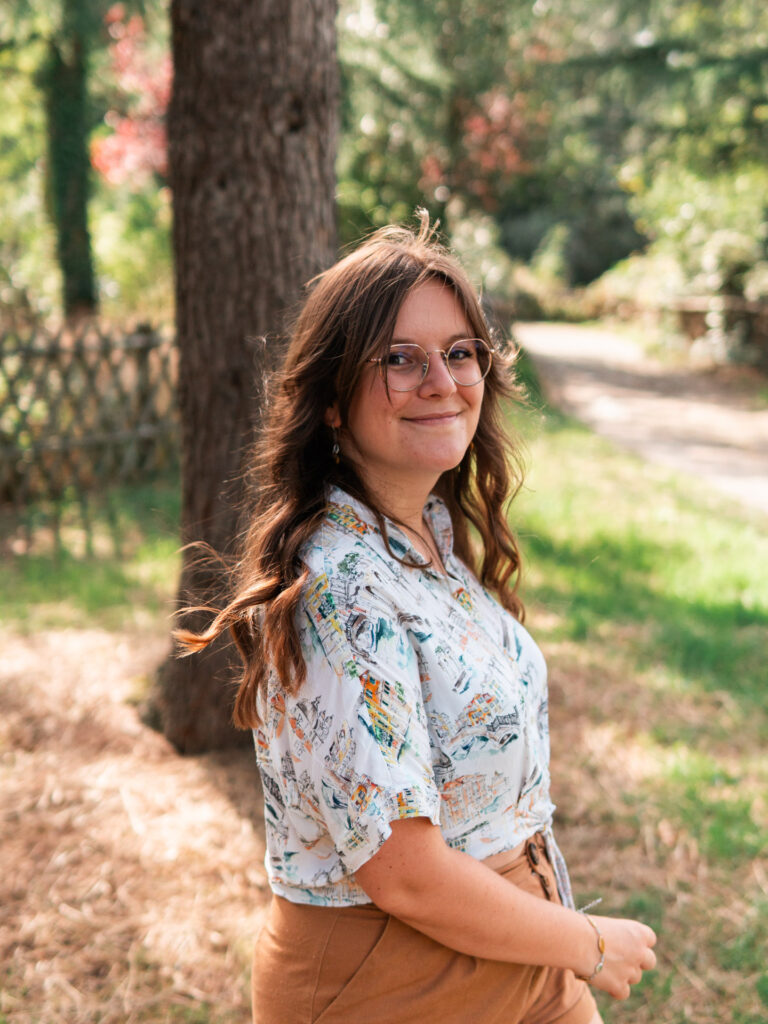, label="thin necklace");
[418,516,447,575]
